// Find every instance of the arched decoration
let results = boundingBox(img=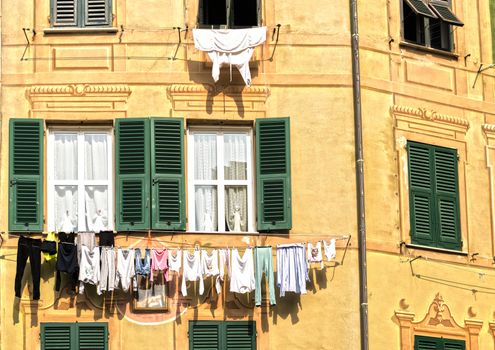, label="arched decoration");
[395,293,482,350]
